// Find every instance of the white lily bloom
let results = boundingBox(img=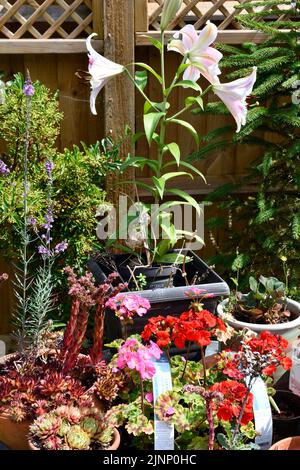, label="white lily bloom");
[212,67,257,133]
[168,22,223,84]
[86,33,124,115]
